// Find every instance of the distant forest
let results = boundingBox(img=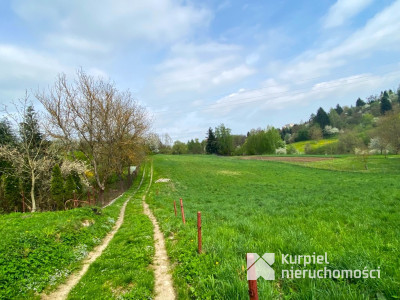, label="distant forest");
[150,86,400,156]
